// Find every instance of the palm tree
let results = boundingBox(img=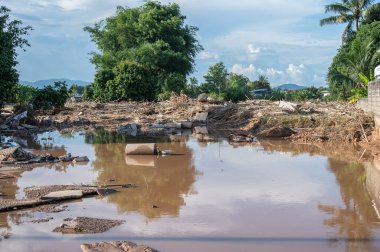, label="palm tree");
[320,0,376,33]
